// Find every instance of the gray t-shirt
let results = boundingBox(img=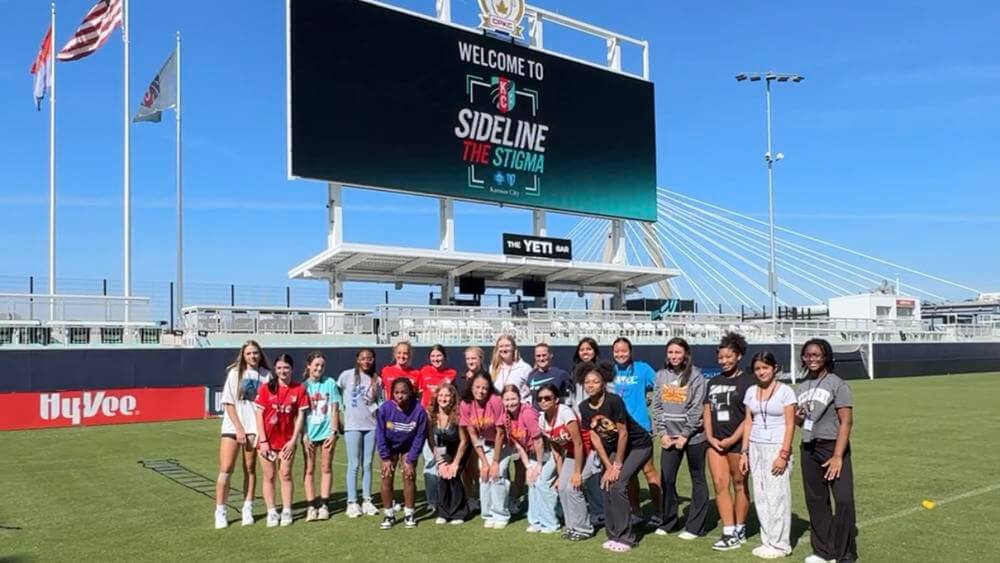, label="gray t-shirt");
[795,373,853,443]
[336,368,378,432]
